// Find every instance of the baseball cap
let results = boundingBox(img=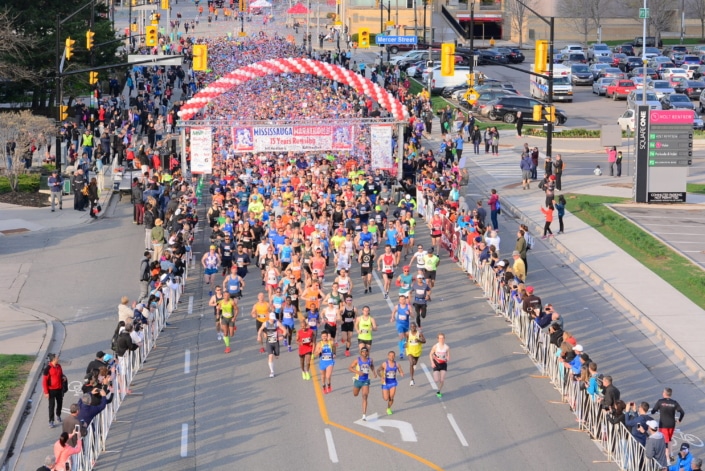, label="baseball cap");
[416,274,424,279]
[474,236,482,243]
[360,346,369,352]
[497,261,506,267]
[96,350,105,358]
[526,286,534,294]
[573,344,583,352]
[680,443,690,452]
[646,420,659,430]
[103,354,114,362]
